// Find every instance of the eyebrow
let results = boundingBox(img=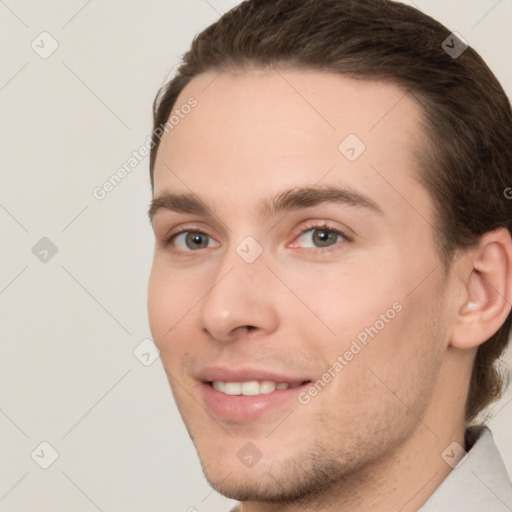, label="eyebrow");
[148,185,383,222]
